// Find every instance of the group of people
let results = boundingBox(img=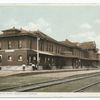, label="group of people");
[22,63,37,71]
